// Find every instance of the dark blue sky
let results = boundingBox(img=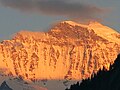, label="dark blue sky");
[0,0,119,41]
